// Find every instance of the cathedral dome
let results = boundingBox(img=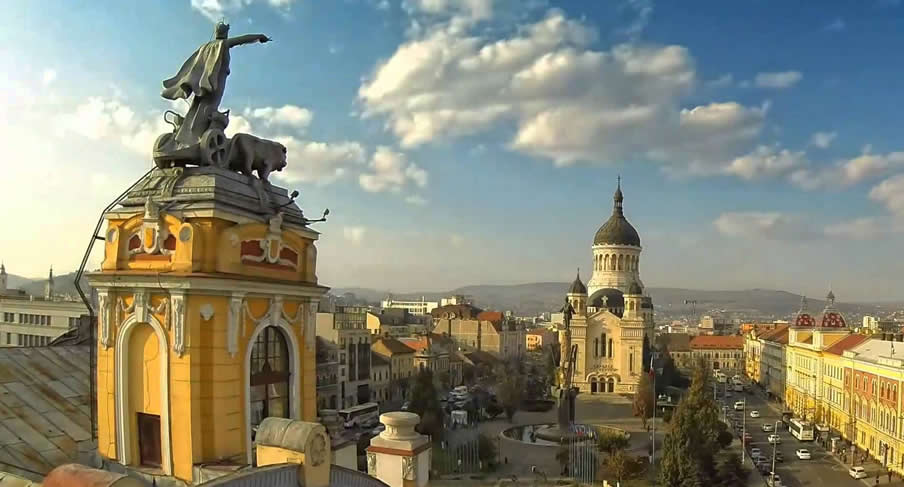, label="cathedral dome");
[627,282,643,295]
[589,288,624,309]
[594,181,640,247]
[568,270,587,295]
